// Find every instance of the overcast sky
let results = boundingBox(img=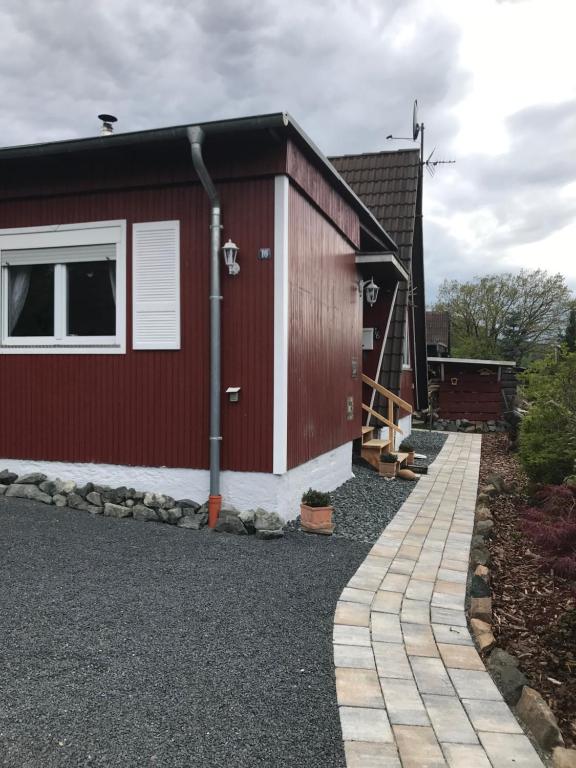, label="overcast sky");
[0,0,574,300]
